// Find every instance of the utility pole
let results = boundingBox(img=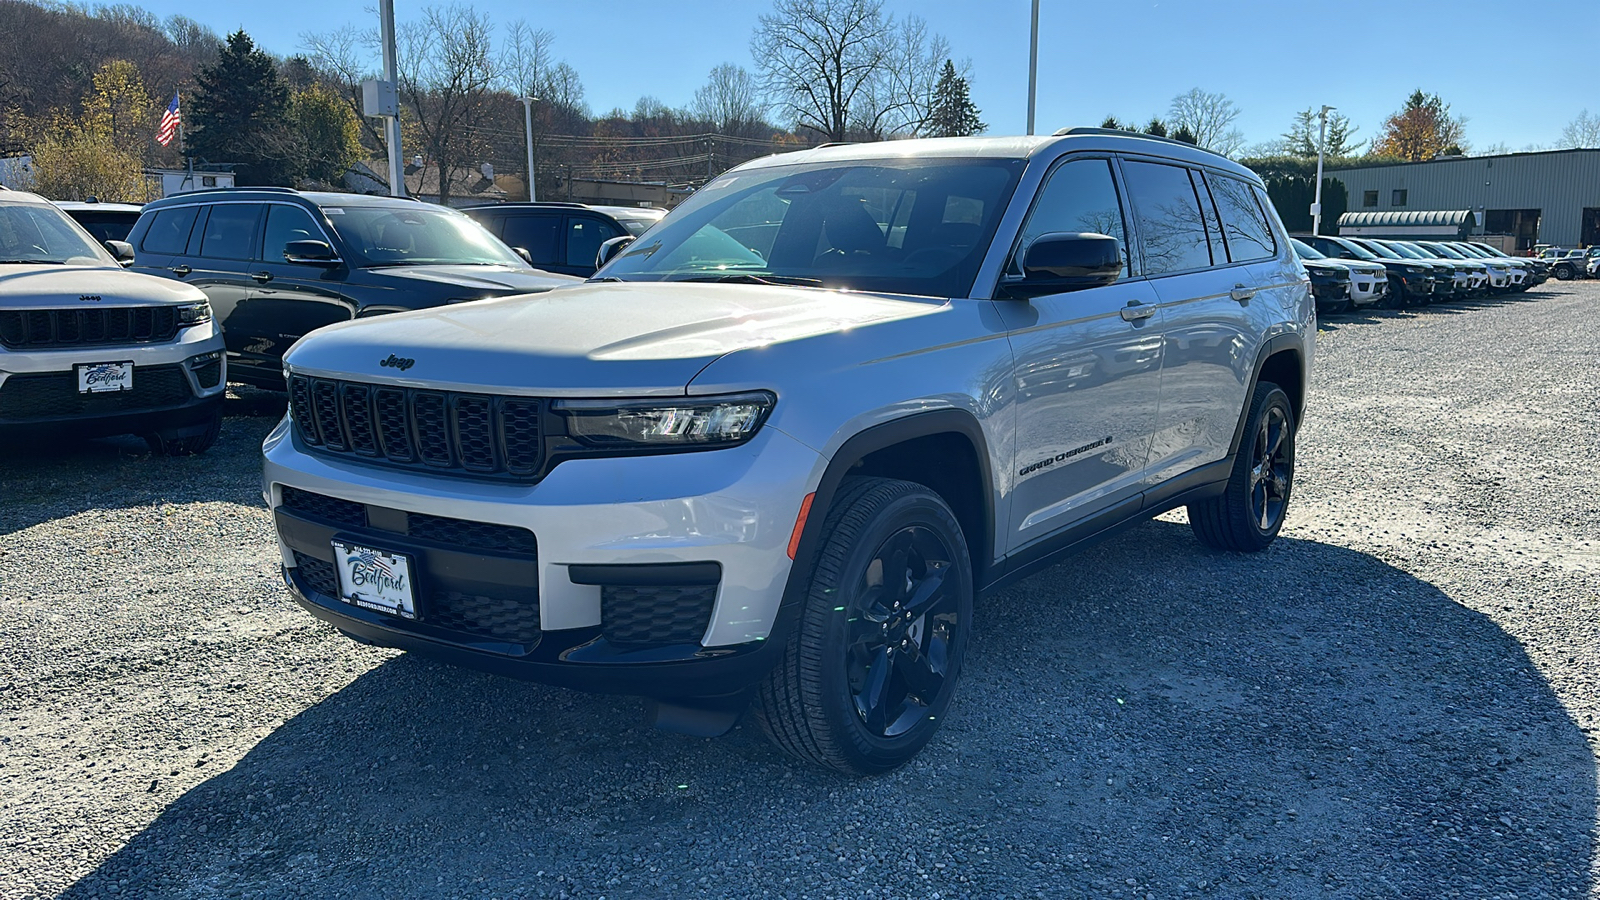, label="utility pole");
[518,96,538,202]
[1311,104,1333,235]
[378,0,404,197]
[1026,0,1039,135]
